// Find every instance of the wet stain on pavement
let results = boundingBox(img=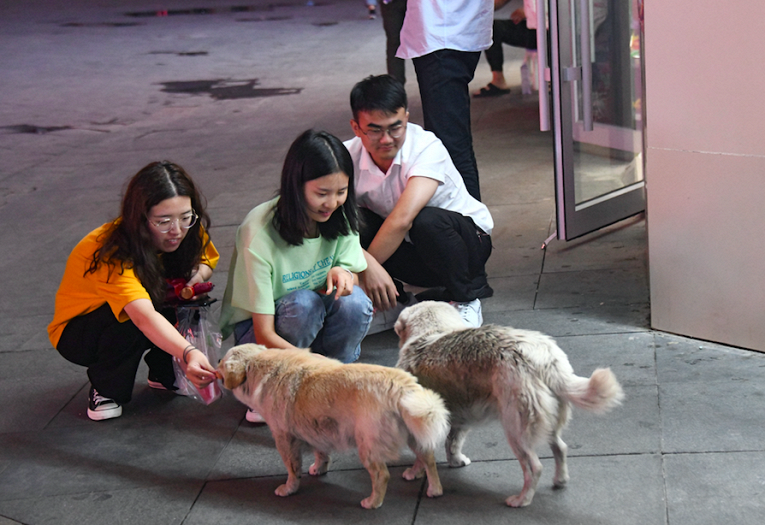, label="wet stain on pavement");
[159,79,302,100]
[312,21,338,27]
[61,22,143,27]
[236,16,292,22]
[149,51,209,56]
[1,124,72,134]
